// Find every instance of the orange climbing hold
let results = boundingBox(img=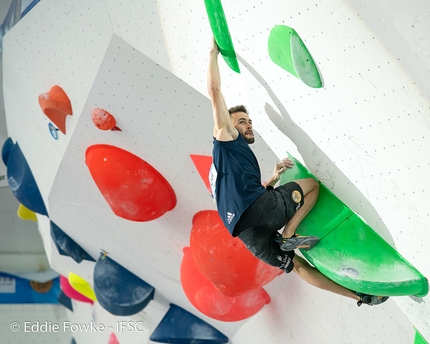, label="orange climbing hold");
[91,108,122,131]
[38,85,72,134]
[86,144,176,221]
